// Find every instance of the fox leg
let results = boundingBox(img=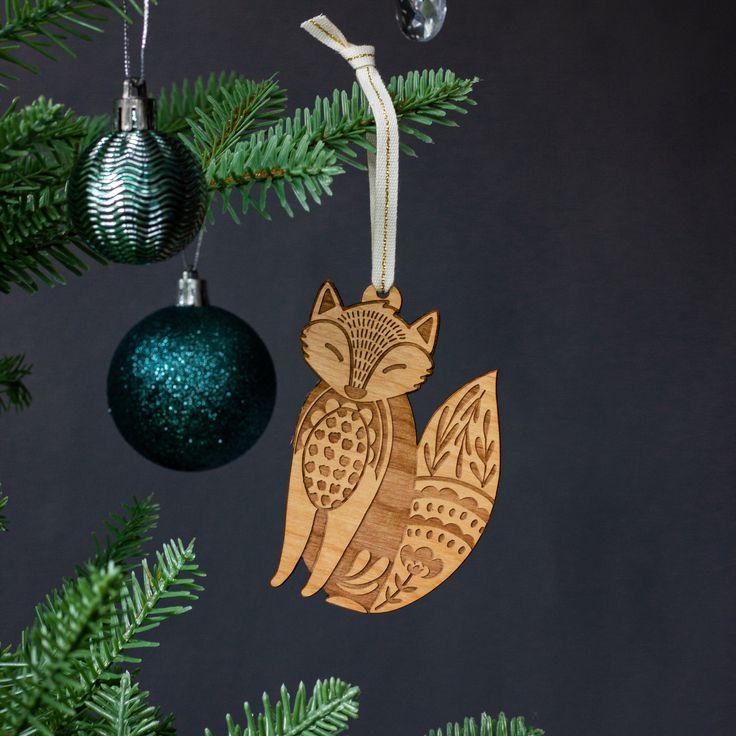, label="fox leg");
[271,458,317,587]
[301,482,379,596]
